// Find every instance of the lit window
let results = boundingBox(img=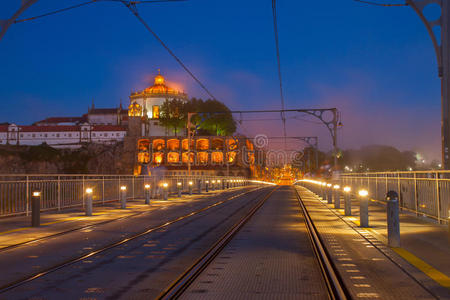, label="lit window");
[152,105,160,119]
